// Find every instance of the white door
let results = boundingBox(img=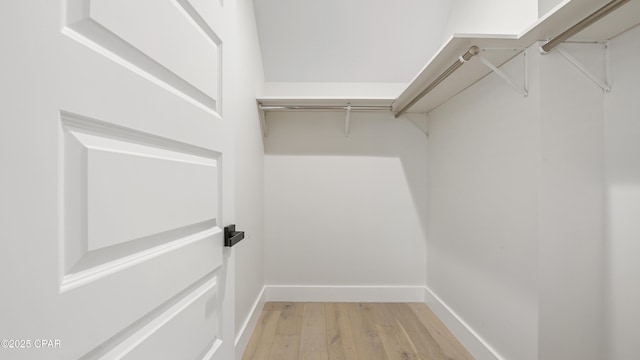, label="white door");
[1,1,235,359]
